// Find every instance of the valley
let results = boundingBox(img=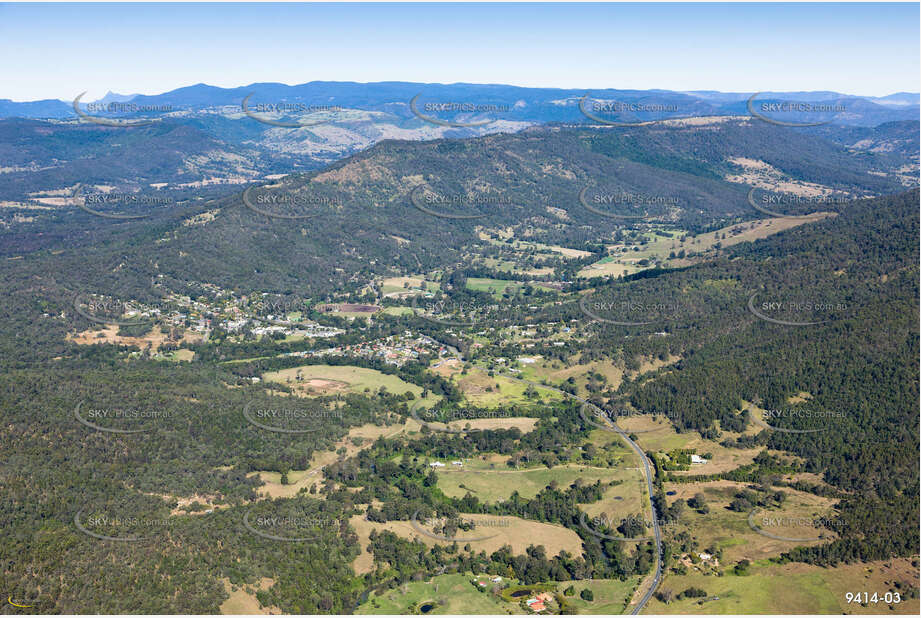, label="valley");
[0,77,918,616]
